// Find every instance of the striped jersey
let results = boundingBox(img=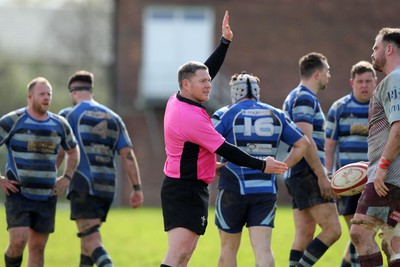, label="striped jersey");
[283,85,326,176]
[325,93,369,169]
[0,108,77,201]
[212,99,304,194]
[59,100,132,199]
[368,66,400,187]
